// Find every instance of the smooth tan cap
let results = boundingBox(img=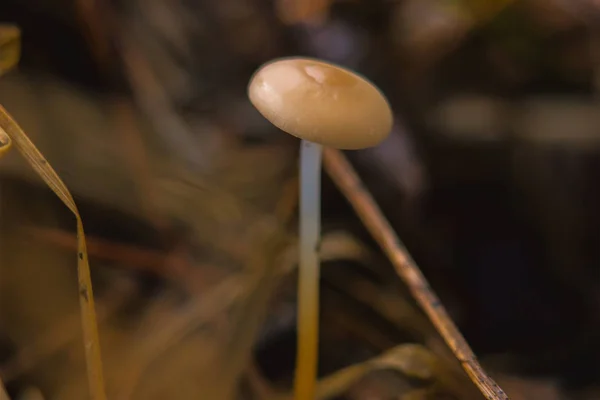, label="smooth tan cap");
[248,57,393,150]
